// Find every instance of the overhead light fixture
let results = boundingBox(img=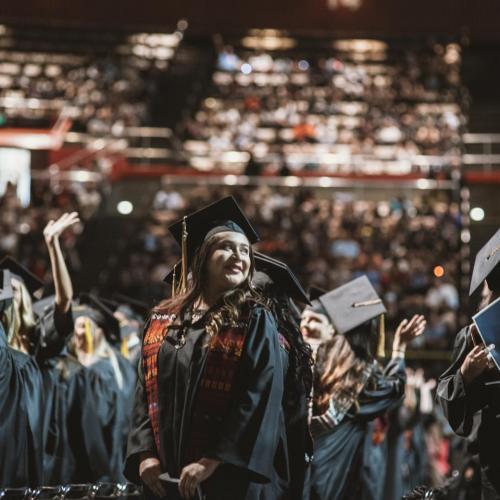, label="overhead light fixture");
[333,39,388,53]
